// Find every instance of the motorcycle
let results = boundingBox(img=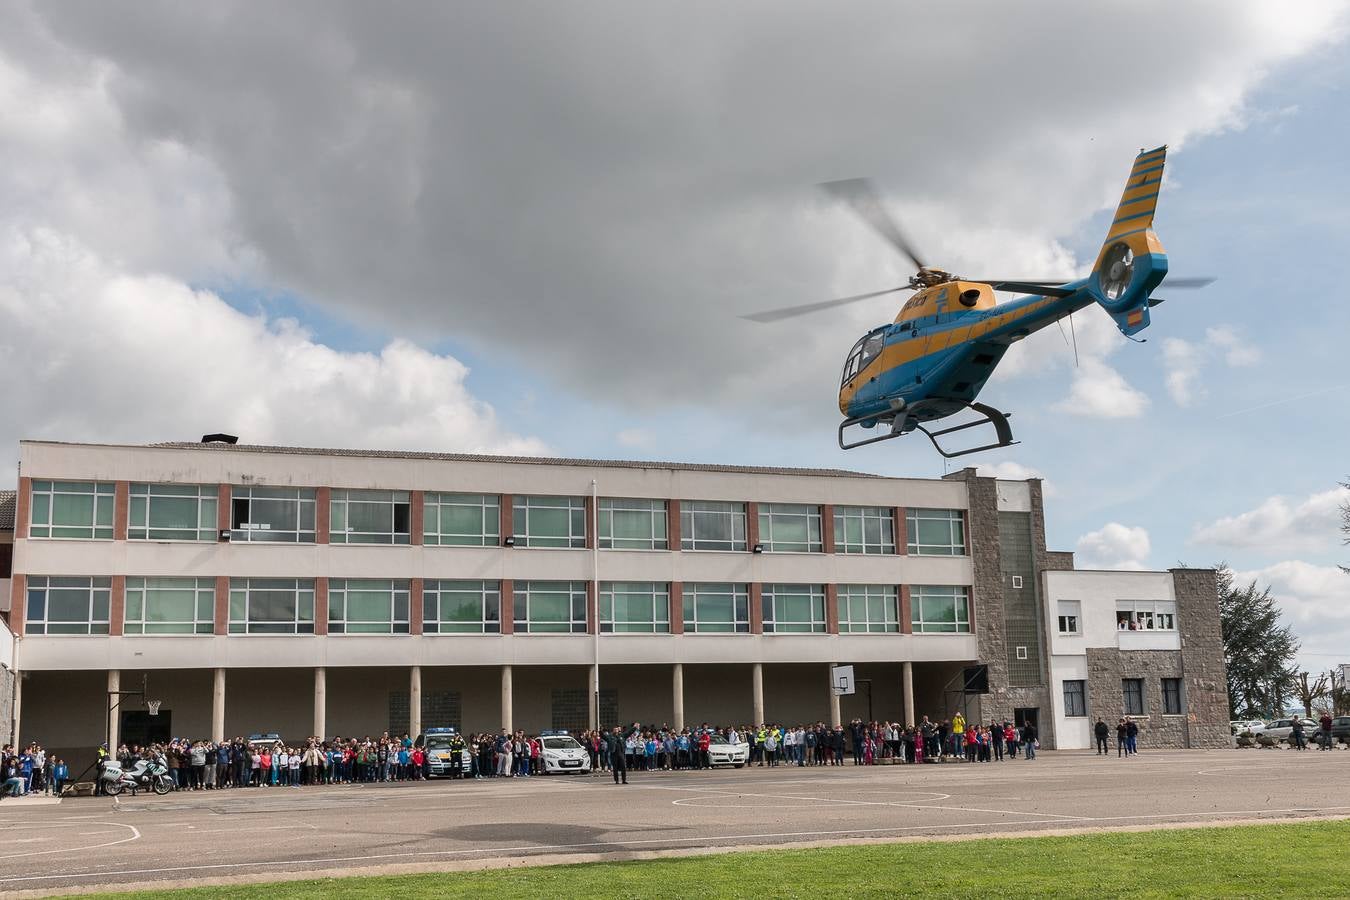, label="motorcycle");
[100,754,173,796]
